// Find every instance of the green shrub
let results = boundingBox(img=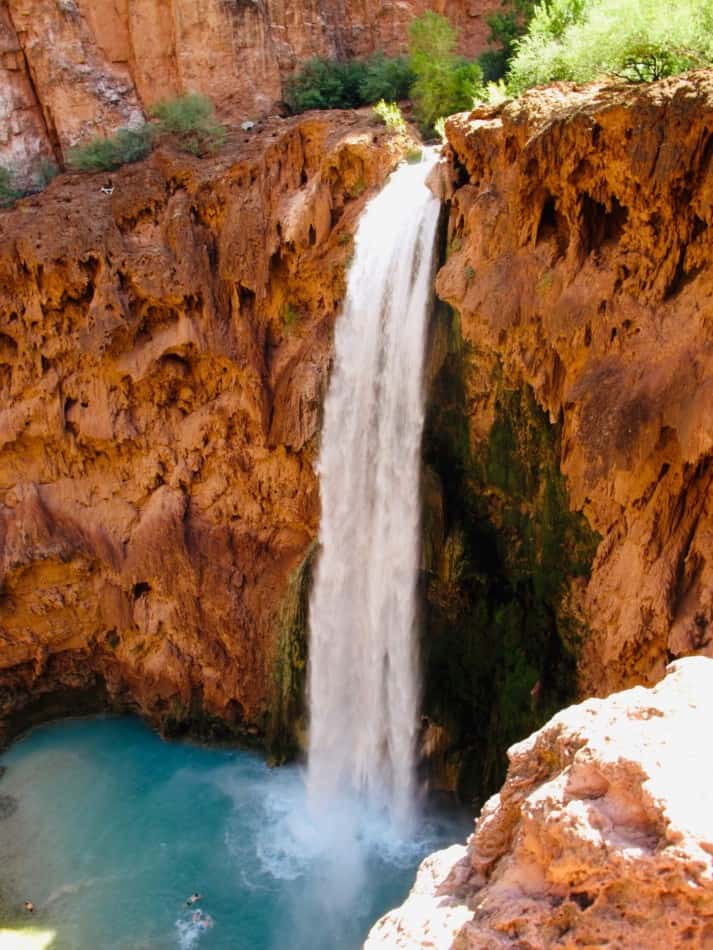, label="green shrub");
[0,167,21,207]
[481,0,539,80]
[408,11,484,133]
[359,54,415,102]
[372,99,407,133]
[151,93,226,155]
[32,157,60,190]
[286,54,414,114]
[68,124,153,171]
[508,0,713,92]
[286,58,369,111]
